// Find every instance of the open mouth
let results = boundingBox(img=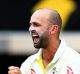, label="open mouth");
[32,34,40,44]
